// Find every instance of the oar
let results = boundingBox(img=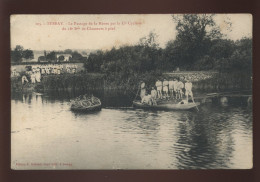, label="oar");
[132,85,141,107]
[191,93,199,111]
